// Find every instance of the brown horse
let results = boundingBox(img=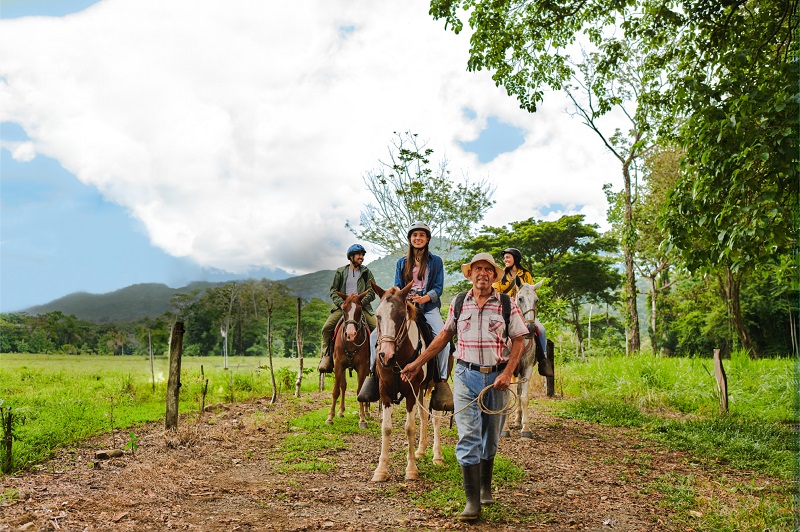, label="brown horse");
[369,281,446,482]
[326,290,371,429]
